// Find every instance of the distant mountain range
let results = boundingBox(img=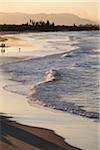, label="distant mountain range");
[0,12,96,25]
